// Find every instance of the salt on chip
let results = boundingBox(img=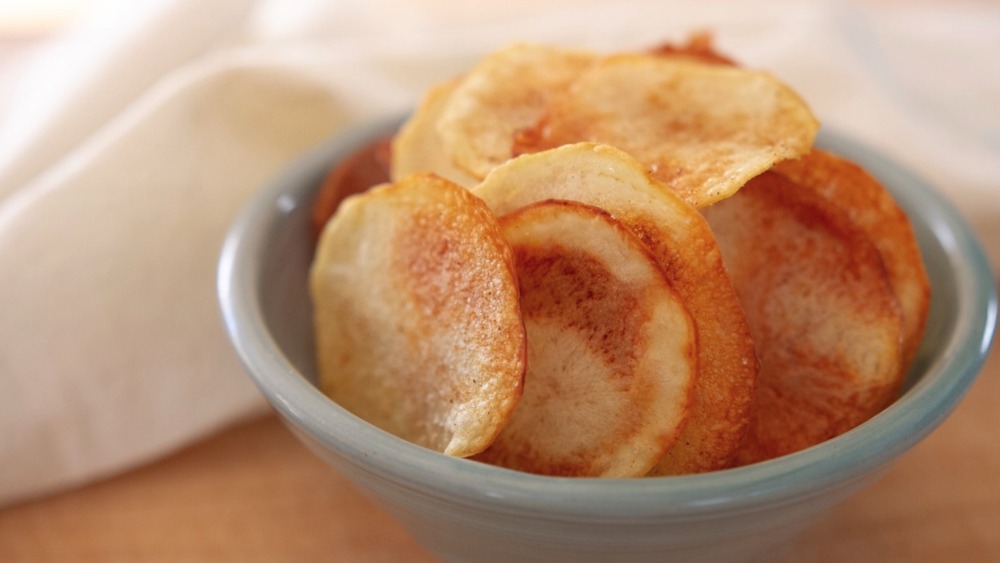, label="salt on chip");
[391,80,480,188]
[310,173,526,457]
[514,54,819,207]
[437,42,597,180]
[774,149,930,366]
[475,200,697,477]
[702,171,904,464]
[473,143,758,475]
